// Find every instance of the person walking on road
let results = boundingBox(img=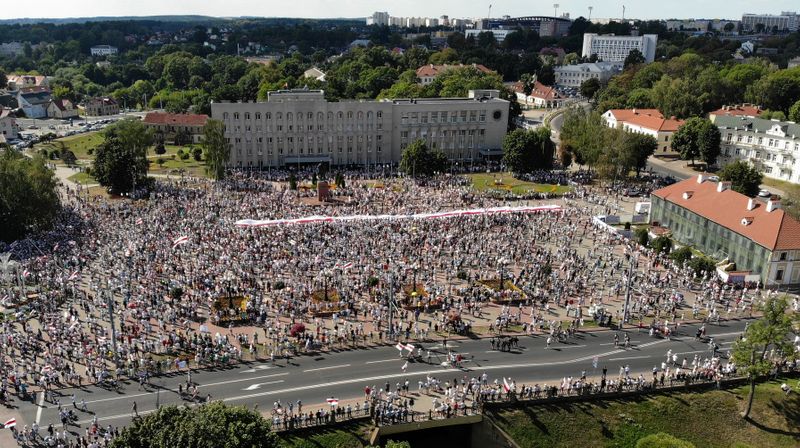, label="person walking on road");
[131,401,138,418]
